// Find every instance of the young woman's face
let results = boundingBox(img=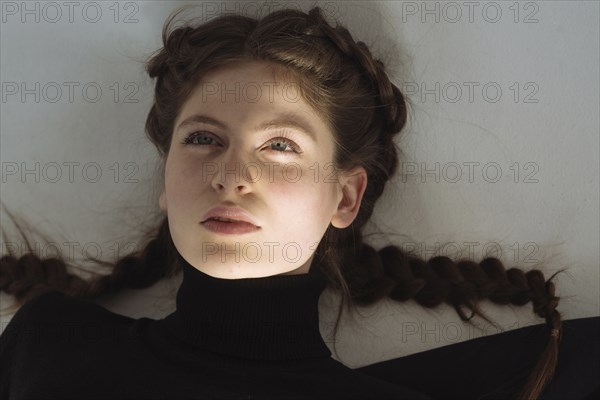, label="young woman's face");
[160,60,366,279]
